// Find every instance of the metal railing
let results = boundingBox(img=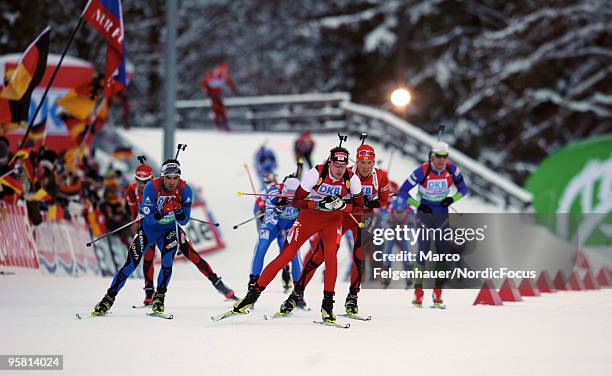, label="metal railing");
[175,92,532,209]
